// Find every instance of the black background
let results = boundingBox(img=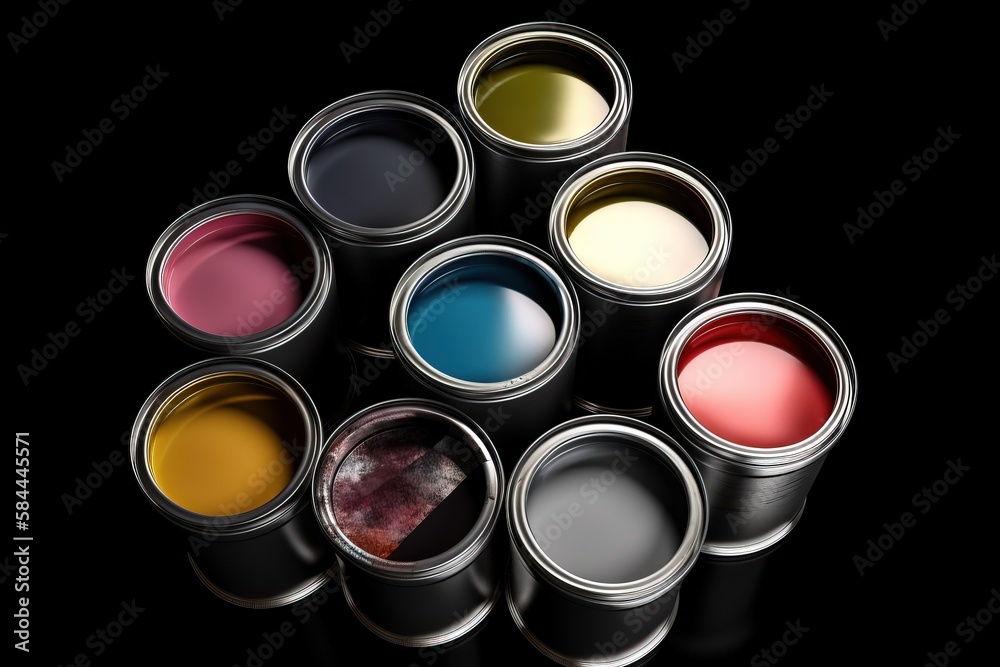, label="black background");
[6,1,995,666]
